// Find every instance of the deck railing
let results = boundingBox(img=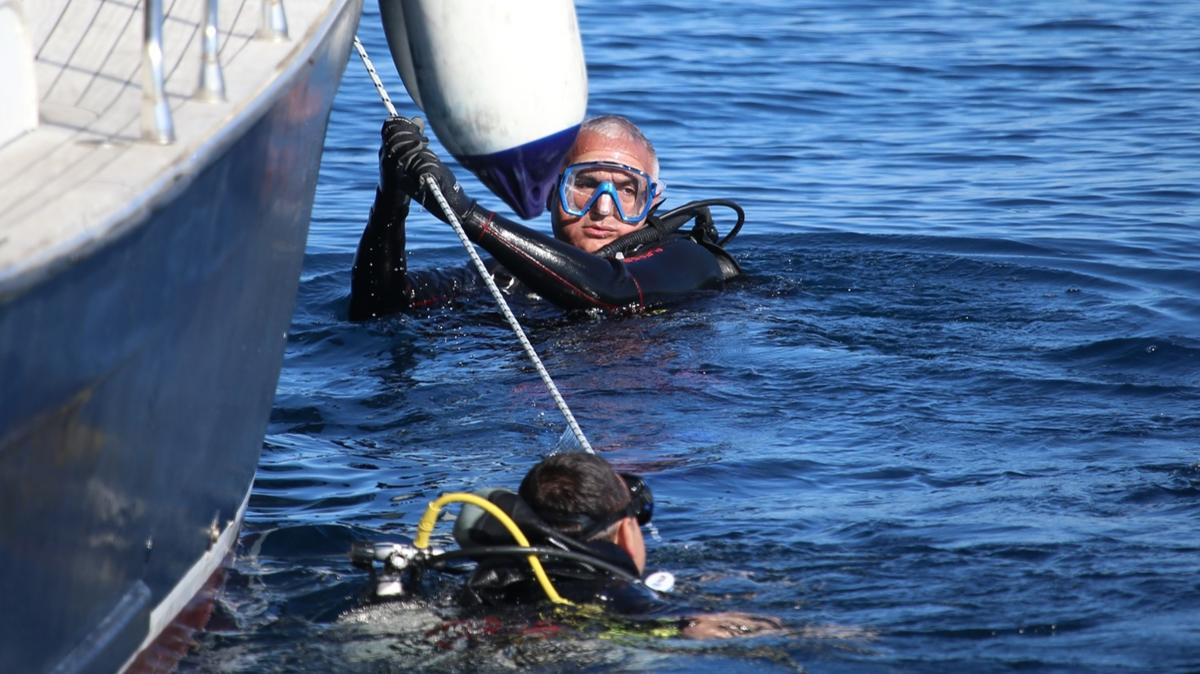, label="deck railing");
[141,0,174,143]
[260,0,290,41]
[142,0,290,144]
[198,0,227,102]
